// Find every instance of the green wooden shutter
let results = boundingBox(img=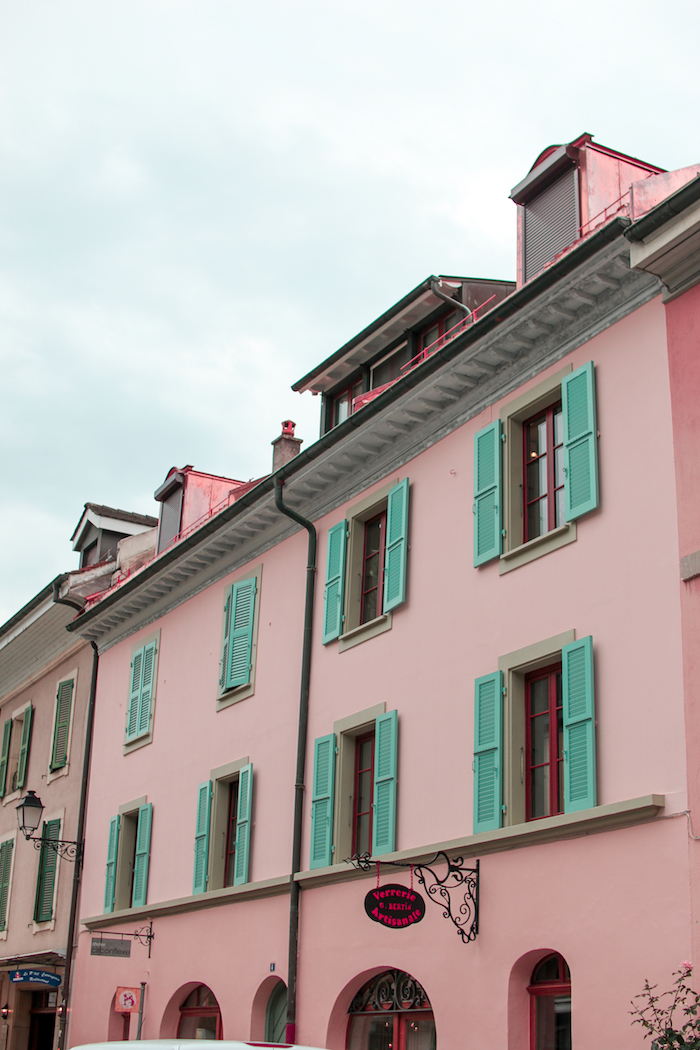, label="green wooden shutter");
[126,648,144,741]
[322,522,347,644]
[104,815,120,914]
[225,579,256,690]
[193,782,212,894]
[0,721,11,799]
[372,710,398,856]
[136,641,156,737]
[131,803,152,907]
[562,636,596,812]
[473,420,502,566]
[562,361,599,520]
[50,679,74,770]
[219,588,233,692]
[473,671,503,832]
[34,820,60,922]
[0,840,13,931]
[16,706,33,789]
[383,479,409,613]
[234,763,253,886]
[310,734,336,869]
